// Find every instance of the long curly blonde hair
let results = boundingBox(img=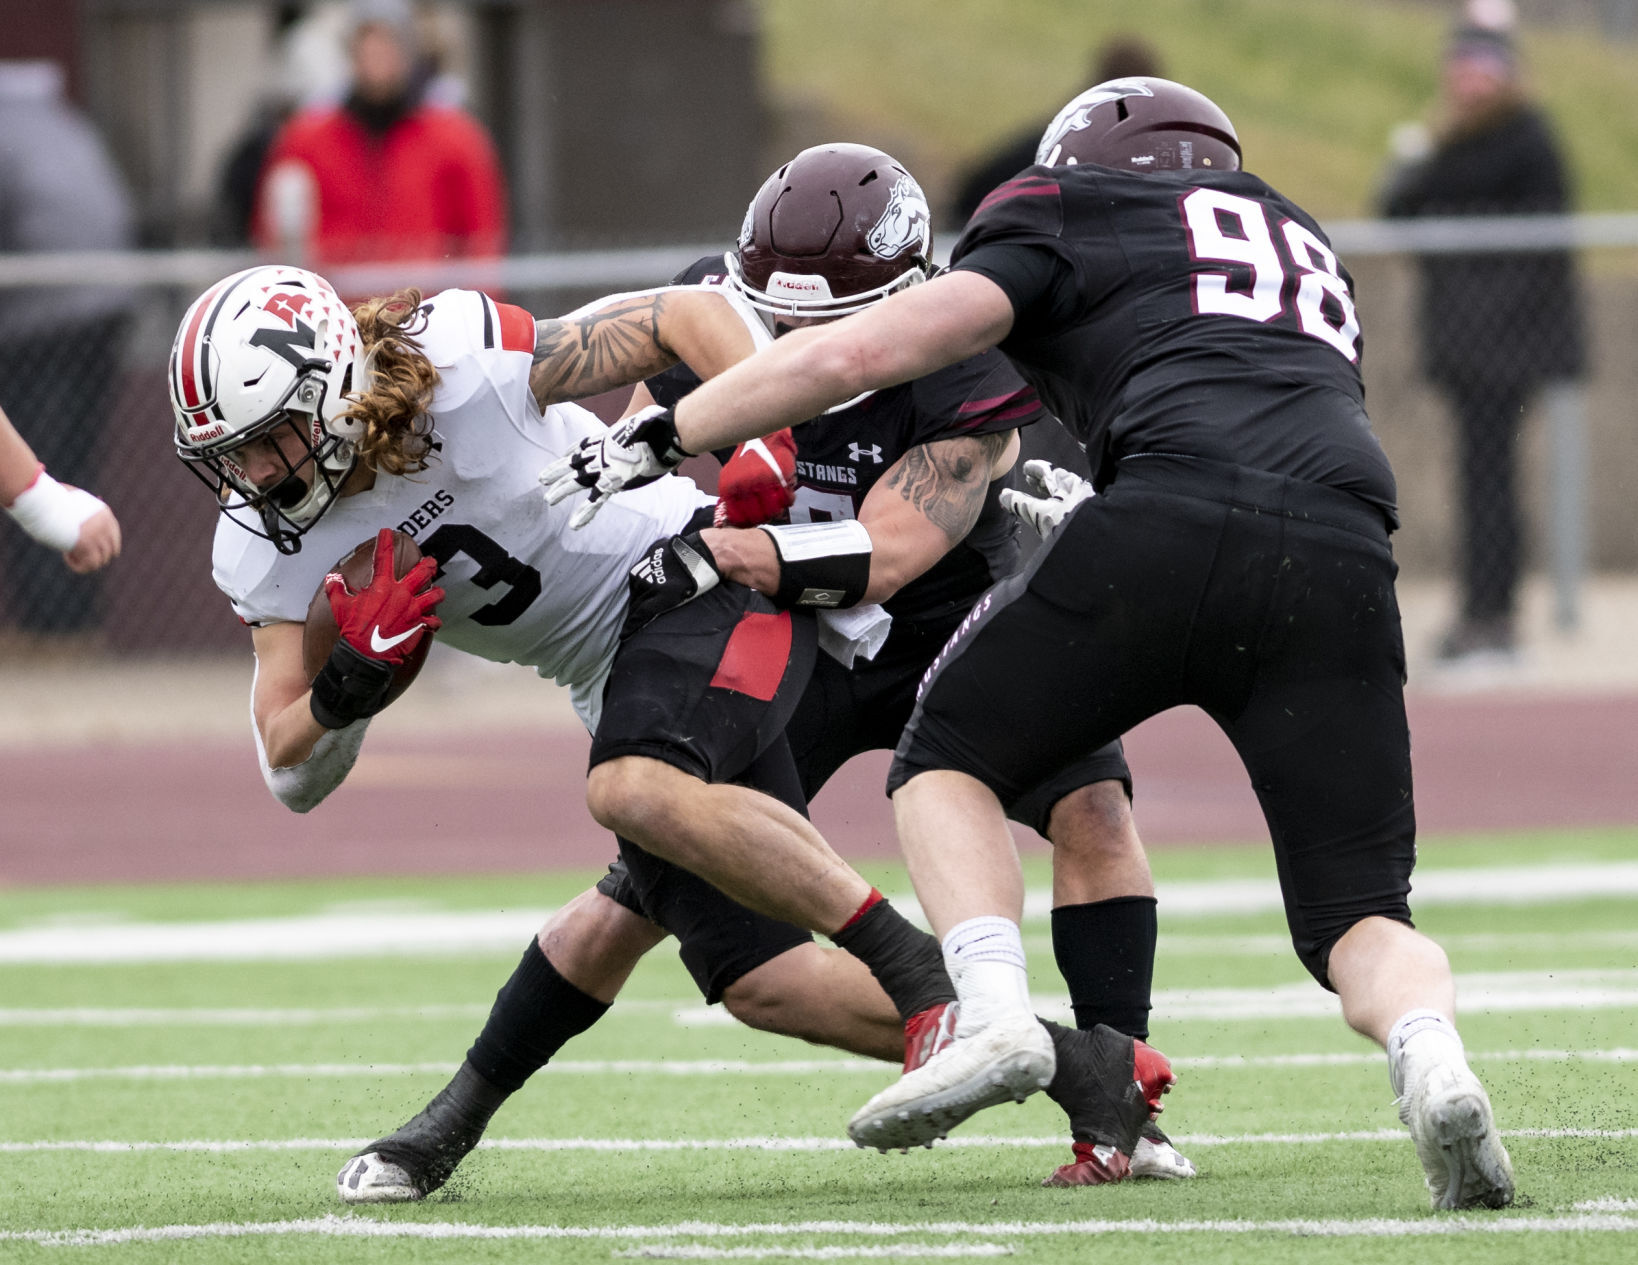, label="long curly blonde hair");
[340,289,441,477]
